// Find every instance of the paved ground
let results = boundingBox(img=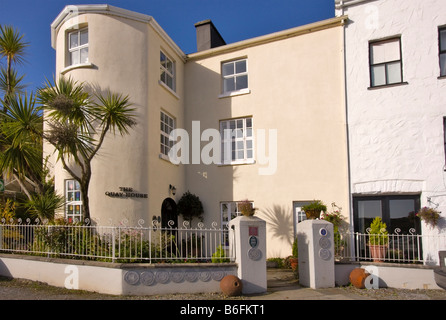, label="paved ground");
[1,268,446,301]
